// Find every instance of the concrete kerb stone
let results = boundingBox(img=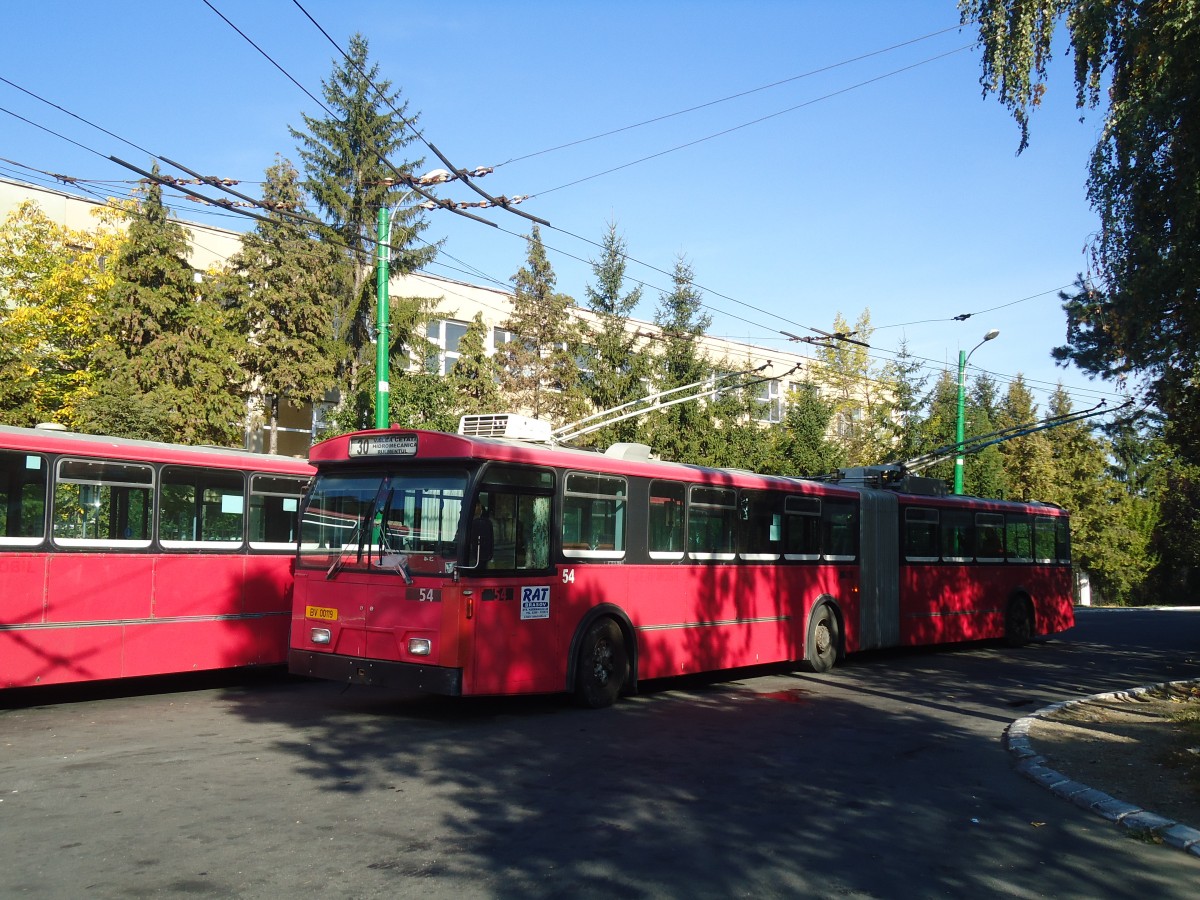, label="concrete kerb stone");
[1004,677,1200,857]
